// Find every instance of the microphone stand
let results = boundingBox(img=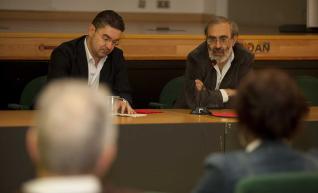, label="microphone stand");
[191,59,216,115]
[191,87,210,115]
